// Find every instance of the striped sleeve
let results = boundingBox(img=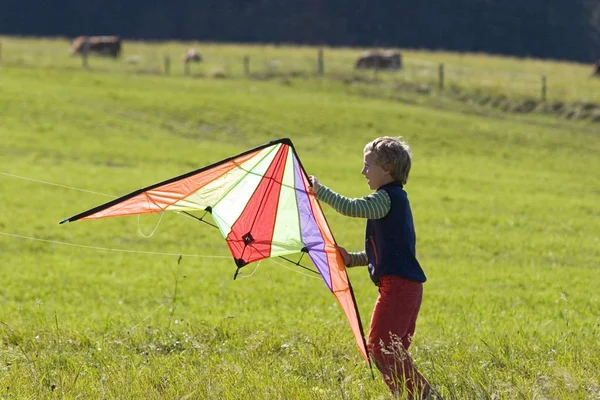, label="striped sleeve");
[315,185,391,219]
[347,251,368,267]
